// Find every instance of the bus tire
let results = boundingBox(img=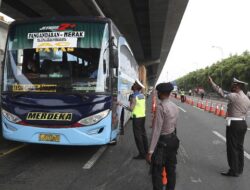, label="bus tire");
[109,138,117,145]
[119,108,125,135]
